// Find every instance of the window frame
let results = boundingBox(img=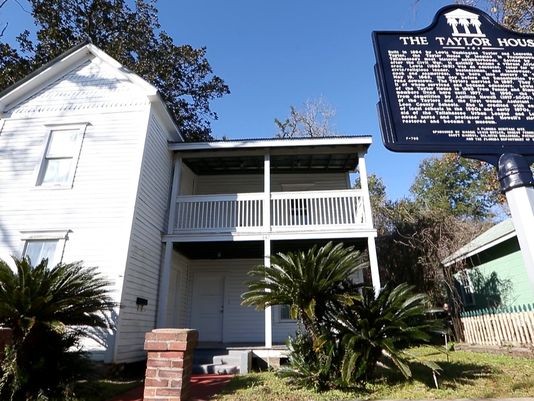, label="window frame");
[278,304,297,323]
[34,123,88,189]
[458,270,476,306]
[20,230,71,267]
